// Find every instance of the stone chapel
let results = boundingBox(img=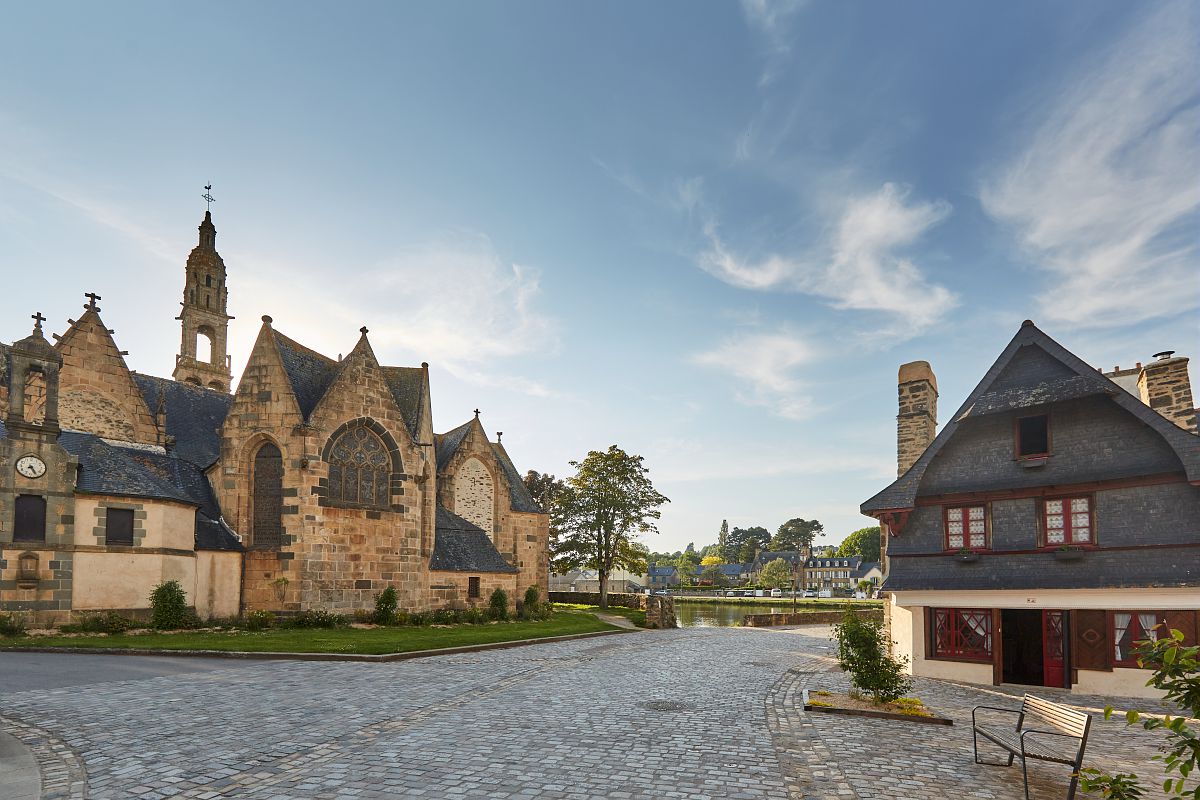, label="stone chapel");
[0,210,549,623]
